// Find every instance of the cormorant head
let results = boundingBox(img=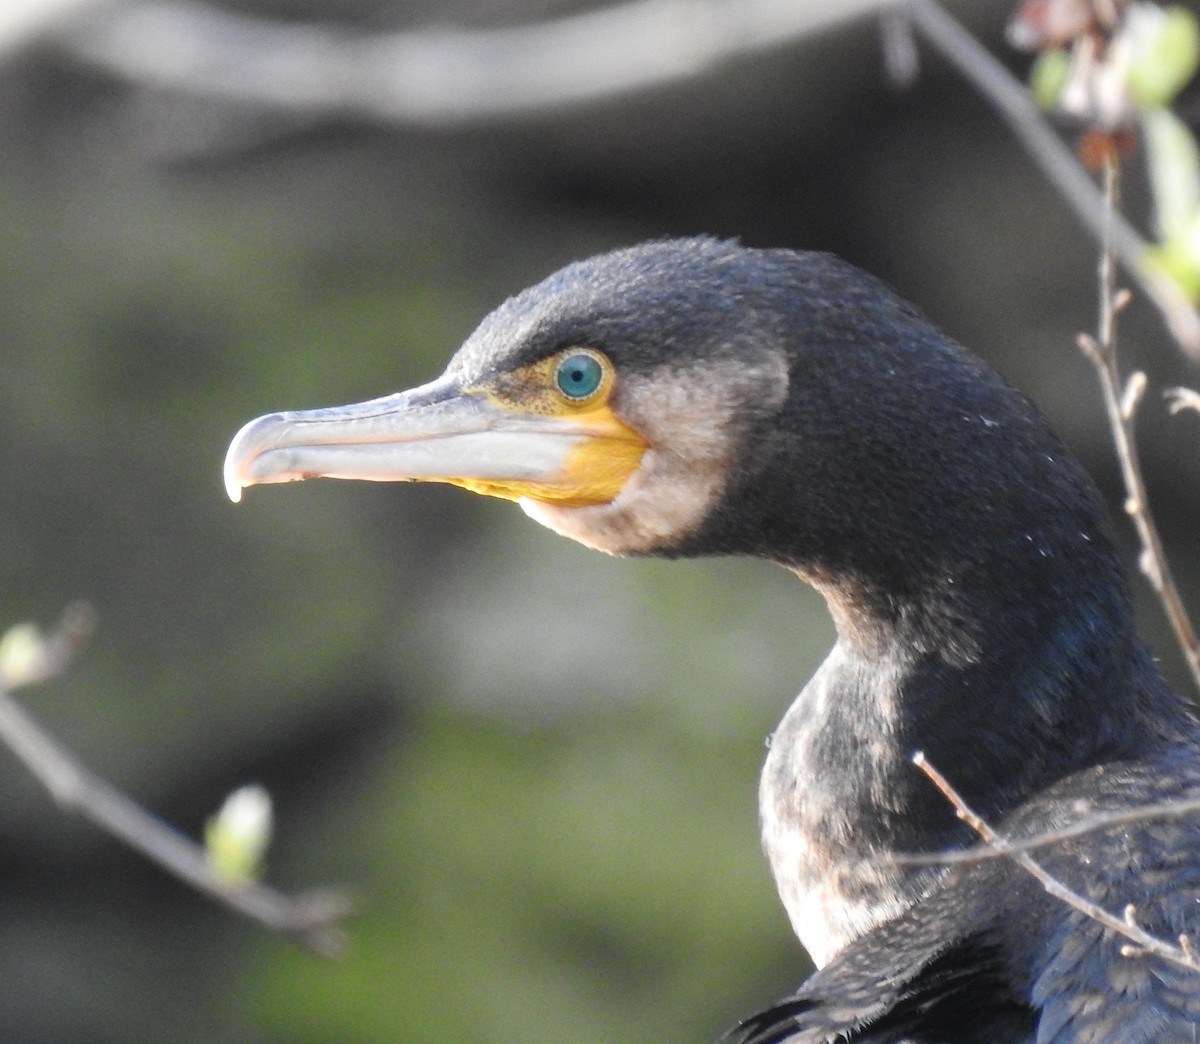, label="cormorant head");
[225,238,799,556]
[224,237,1111,598]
